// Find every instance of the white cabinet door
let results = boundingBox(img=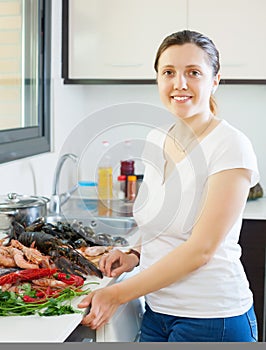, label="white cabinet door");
[68,0,187,80]
[96,297,145,342]
[187,0,266,79]
[95,269,145,342]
